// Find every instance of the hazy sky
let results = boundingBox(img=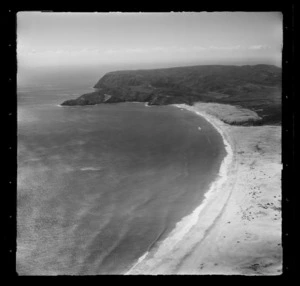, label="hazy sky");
[17,12,283,69]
